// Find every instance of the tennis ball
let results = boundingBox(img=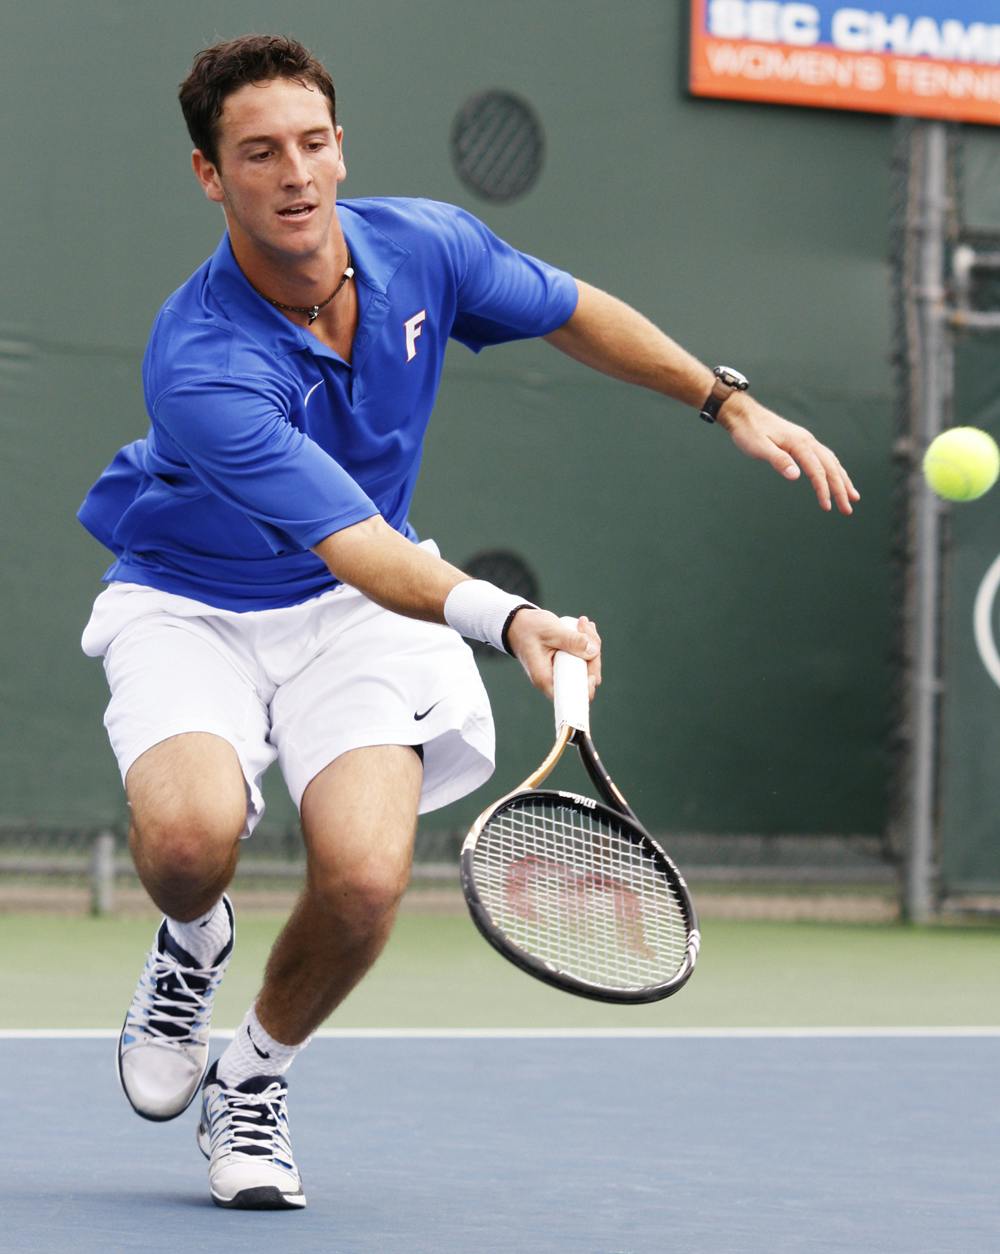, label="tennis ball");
[923,427,1000,502]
